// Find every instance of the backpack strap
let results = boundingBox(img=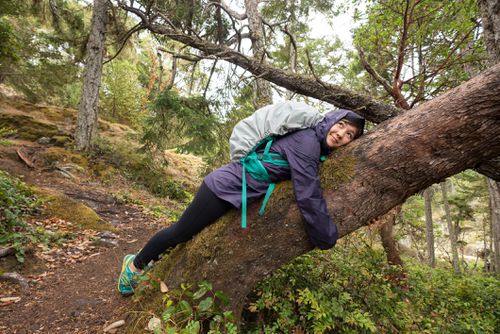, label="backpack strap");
[240,136,289,228]
[239,137,325,228]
